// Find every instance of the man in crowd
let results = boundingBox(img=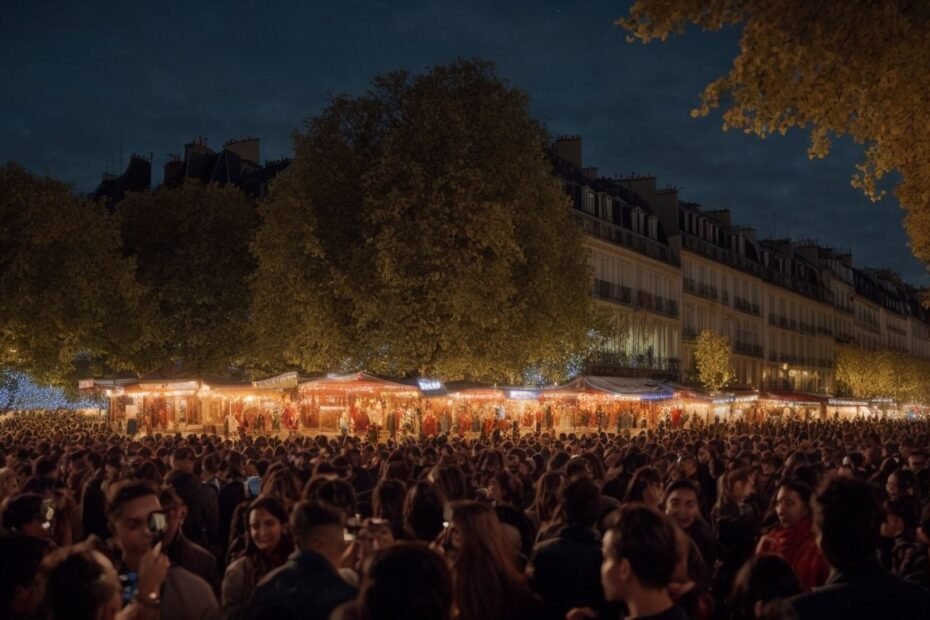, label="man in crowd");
[789,476,930,619]
[106,479,219,620]
[664,479,717,571]
[597,505,687,620]
[243,500,357,620]
[530,475,608,620]
[158,487,220,596]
